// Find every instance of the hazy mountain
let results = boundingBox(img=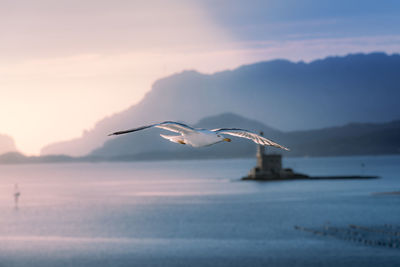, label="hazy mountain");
[41,52,400,156]
[2,113,399,164]
[92,113,400,159]
[0,134,17,154]
[282,120,400,156]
